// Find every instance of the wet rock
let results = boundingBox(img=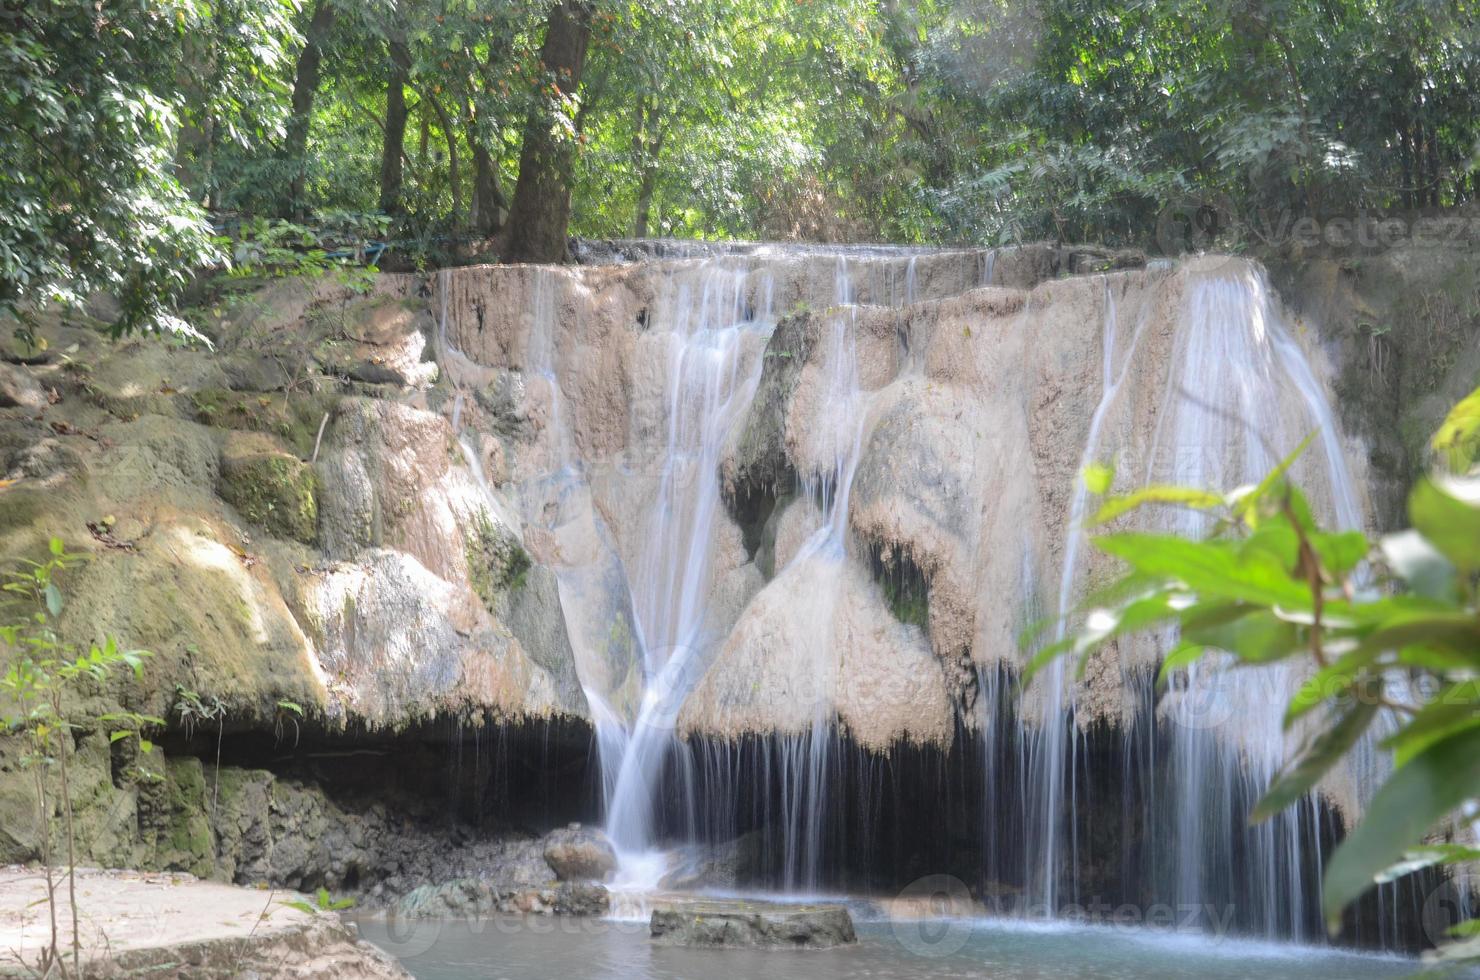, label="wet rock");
[658,833,766,891]
[553,881,610,915]
[542,824,616,881]
[472,370,533,437]
[499,564,585,711]
[649,900,857,949]
[348,360,409,386]
[723,311,810,500]
[395,878,608,918]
